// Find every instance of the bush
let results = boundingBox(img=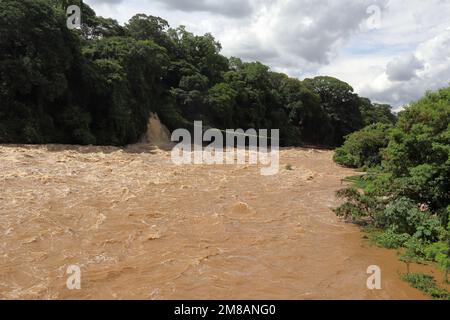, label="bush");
[334,123,393,168]
[374,229,410,249]
[384,197,442,242]
[425,242,449,262]
[334,188,379,222]
[401,273,449,300]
